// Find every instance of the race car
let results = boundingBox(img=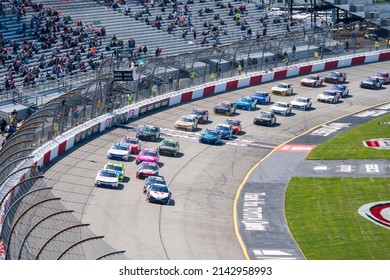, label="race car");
[324,71,347,84]
[121,136,141,154]
[224,119,242,135]
[369,76,384,87]
[375,72,390,84]
[330,84,349,97]
[136,125,161,142]
[135,148,159,165]
[215,123,233,139]
[270,83,294,96]
[213,101,236,116]
[300,74,324,87]
[107,142,131,161]
[235,96,257,110]
[157,138,180,157]
[191,108,209,124]
[270,102,293,116]
[199,129,222,145]
[289,96,313,110]
[95,169,119,188]
[360,77,383,89]
[175,115,198,131]
[250,91,271,105]
[146,183,172,204]
[143,175,166,194]
[253,111,277,126]
[317,89,341,103]
[103,162,125,182]
[136,162,160,179]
